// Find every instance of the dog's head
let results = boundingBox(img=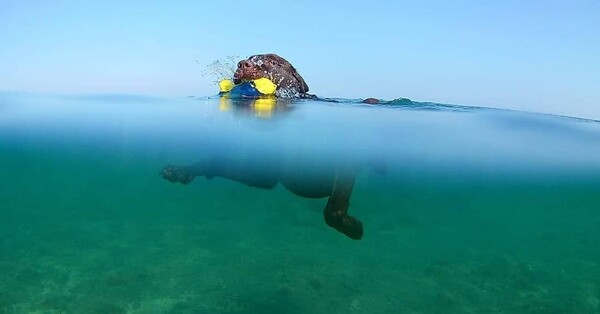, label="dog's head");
[233,54,309,96]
